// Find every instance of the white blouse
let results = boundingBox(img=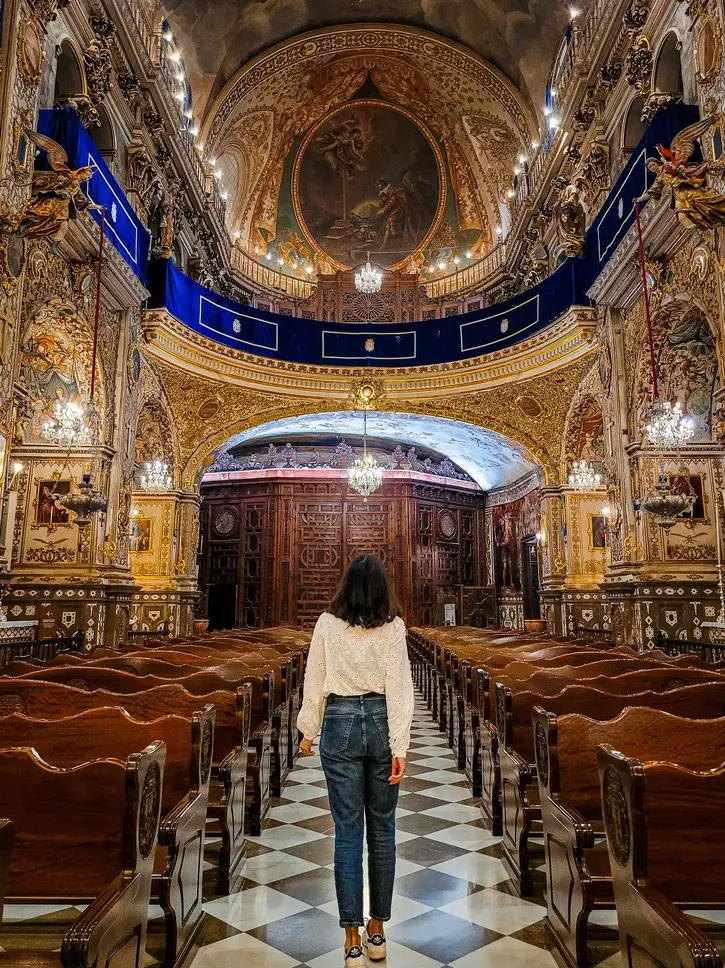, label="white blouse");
[297,612,415,758]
